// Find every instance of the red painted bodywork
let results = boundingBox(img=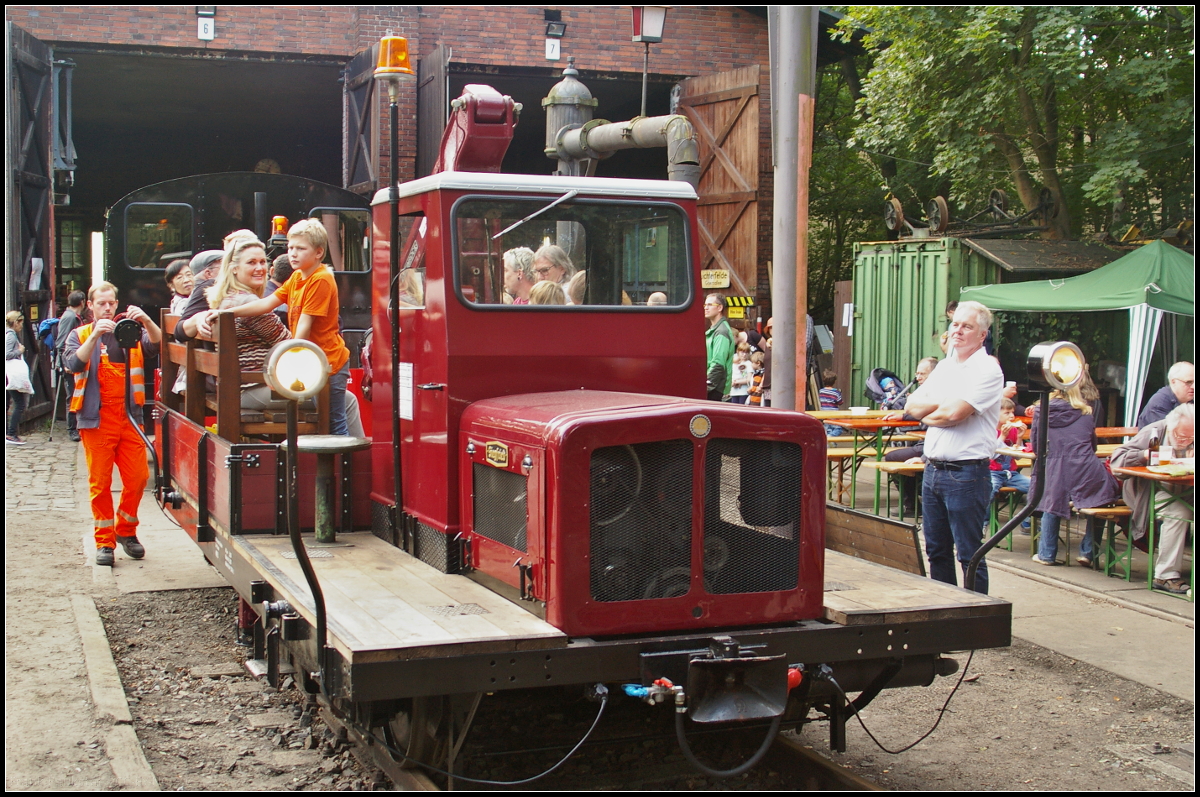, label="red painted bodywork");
[369,185,706,541]
[459,391,826,637]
